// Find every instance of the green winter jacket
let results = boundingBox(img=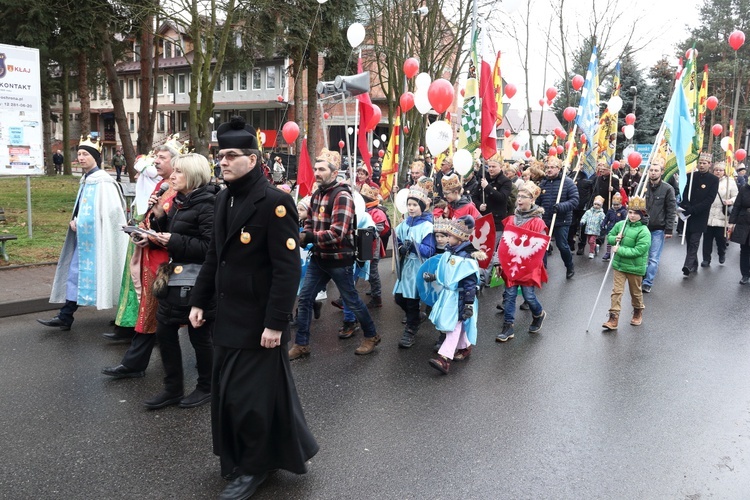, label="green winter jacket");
[607,220,651,275]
